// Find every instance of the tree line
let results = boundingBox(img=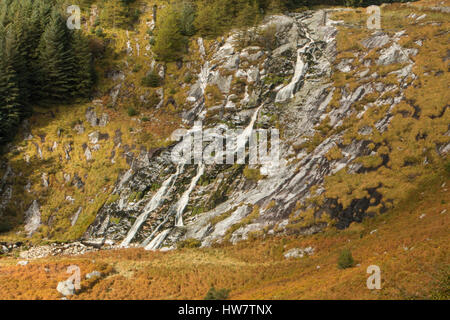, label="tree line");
[0,0,94,146]
[152,0,411,62]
